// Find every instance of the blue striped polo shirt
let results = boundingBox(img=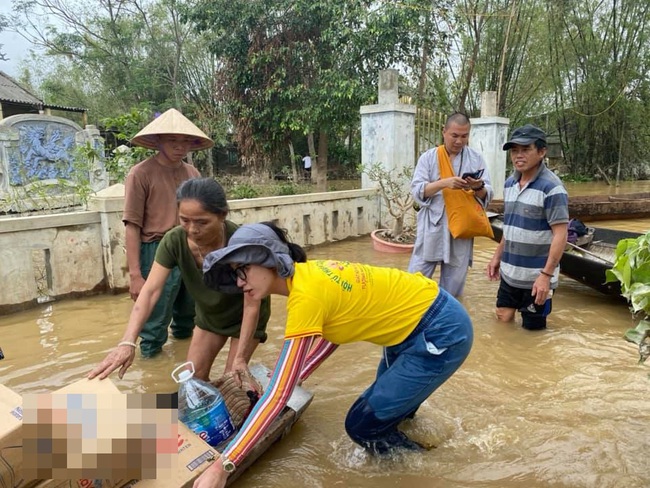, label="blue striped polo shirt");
[501,163,569,289]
